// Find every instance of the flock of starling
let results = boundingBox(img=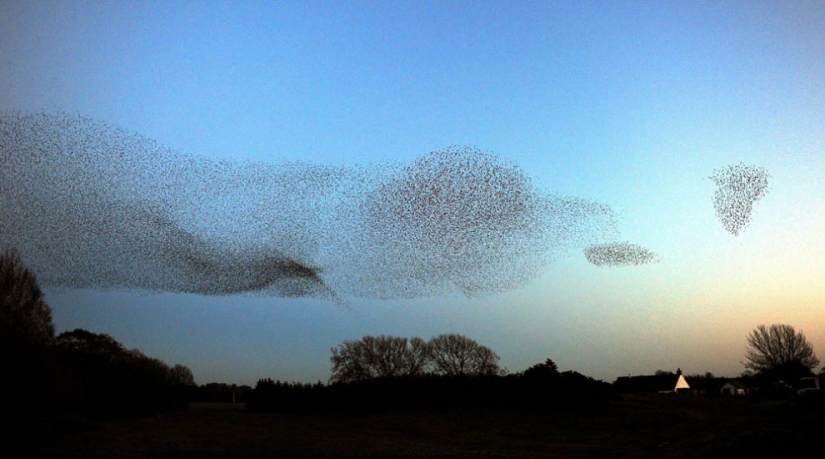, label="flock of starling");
[710,163,770,237]
[0,111,769,302]
[328,146,619,298]
[584,242,659,267]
